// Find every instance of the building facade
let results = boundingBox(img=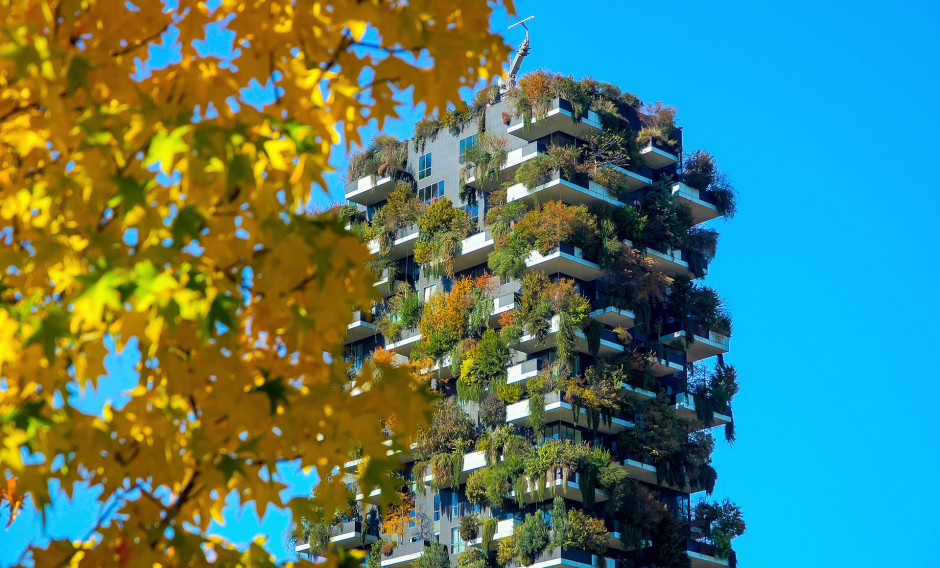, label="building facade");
[302,71,743,568]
